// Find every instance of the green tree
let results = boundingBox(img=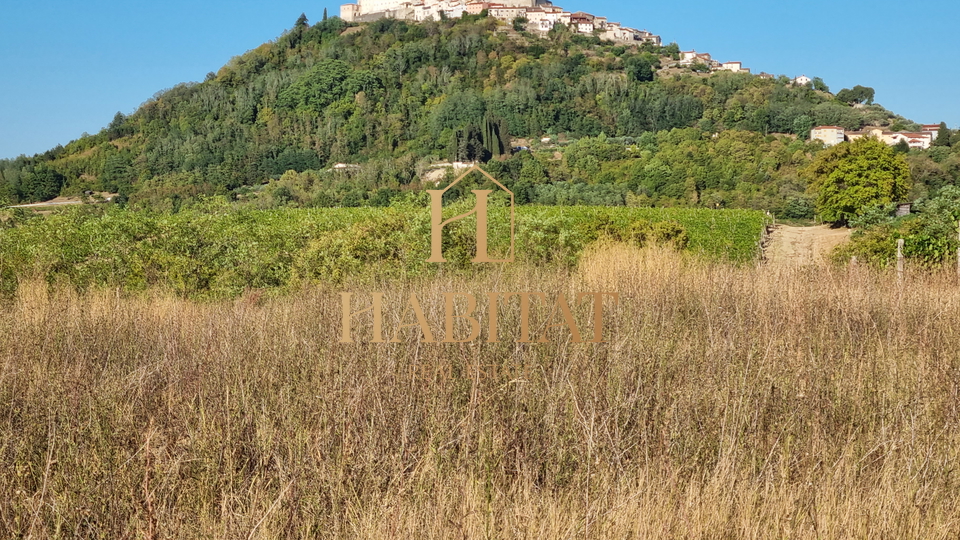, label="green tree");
[107,112,130,139]
[20,165,66,202]
[836,85,875,105]
[277,59,353,111]
[792,114,815,138]
[806,138,912,224]
[661,42,680,60]
[323,8,328,21]
[812,77,829,93]
[101,153,135,192]
[625,55,655,82]
[933,122,951,147]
